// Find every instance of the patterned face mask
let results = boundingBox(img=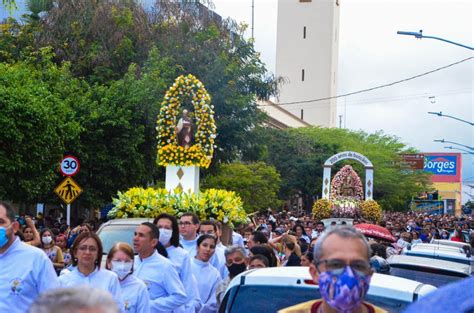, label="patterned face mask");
[318,265,371,313]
